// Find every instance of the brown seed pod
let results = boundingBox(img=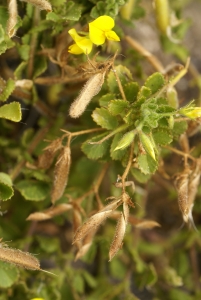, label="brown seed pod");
[73,210,113,244]
[69,71,106,118]
[51,147,71,204]
[20,0,52,11]
[7,0,18,38]
[109,213,126,261]
[26,203,72,221]
[37,138,62,170]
